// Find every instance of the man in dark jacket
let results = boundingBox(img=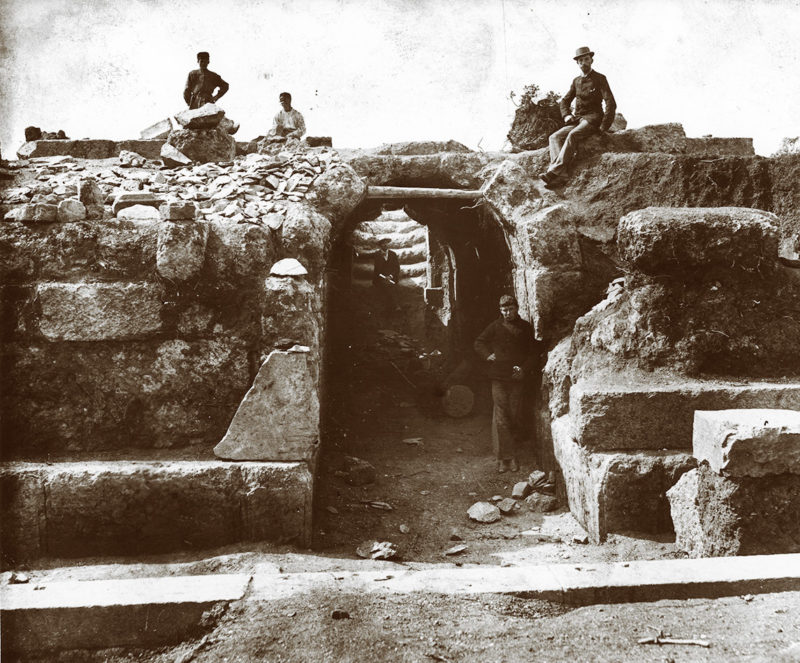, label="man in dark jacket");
[372,238,401,313]
[539,46,616,187]
[183,51,229,109]
[474,295,539,473]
